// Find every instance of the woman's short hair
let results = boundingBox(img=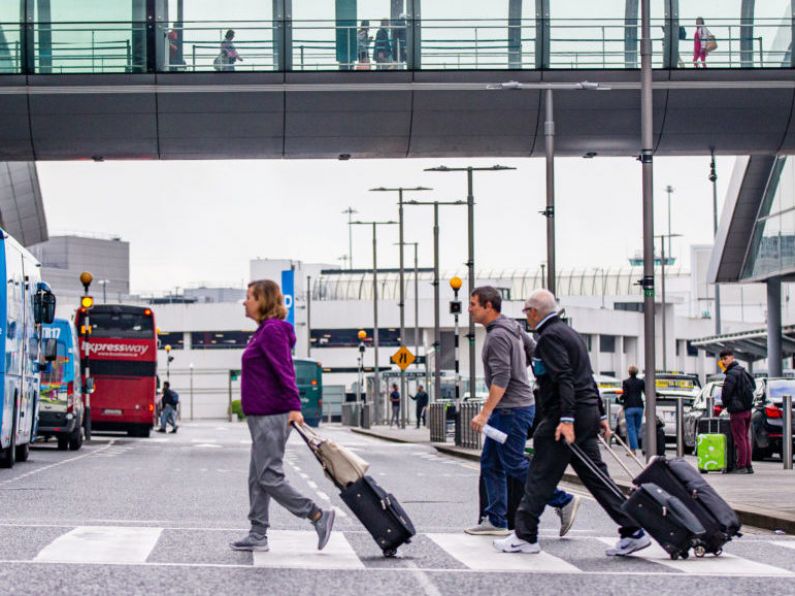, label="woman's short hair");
[628,365,639,377]
[248,279,287,322]
[225,29,235,39]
